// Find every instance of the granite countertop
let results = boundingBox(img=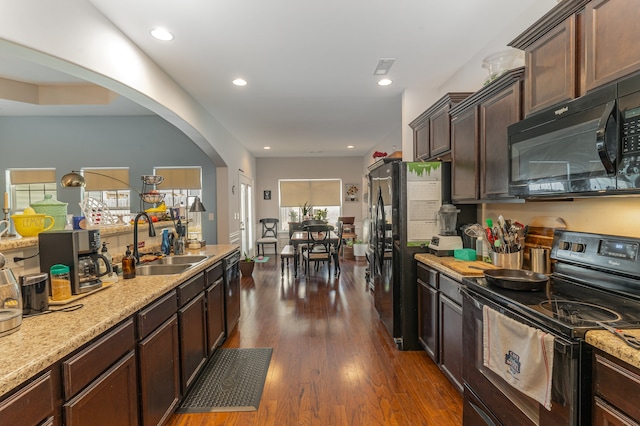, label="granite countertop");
[0,244,238,397]
[415,253,640,370]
